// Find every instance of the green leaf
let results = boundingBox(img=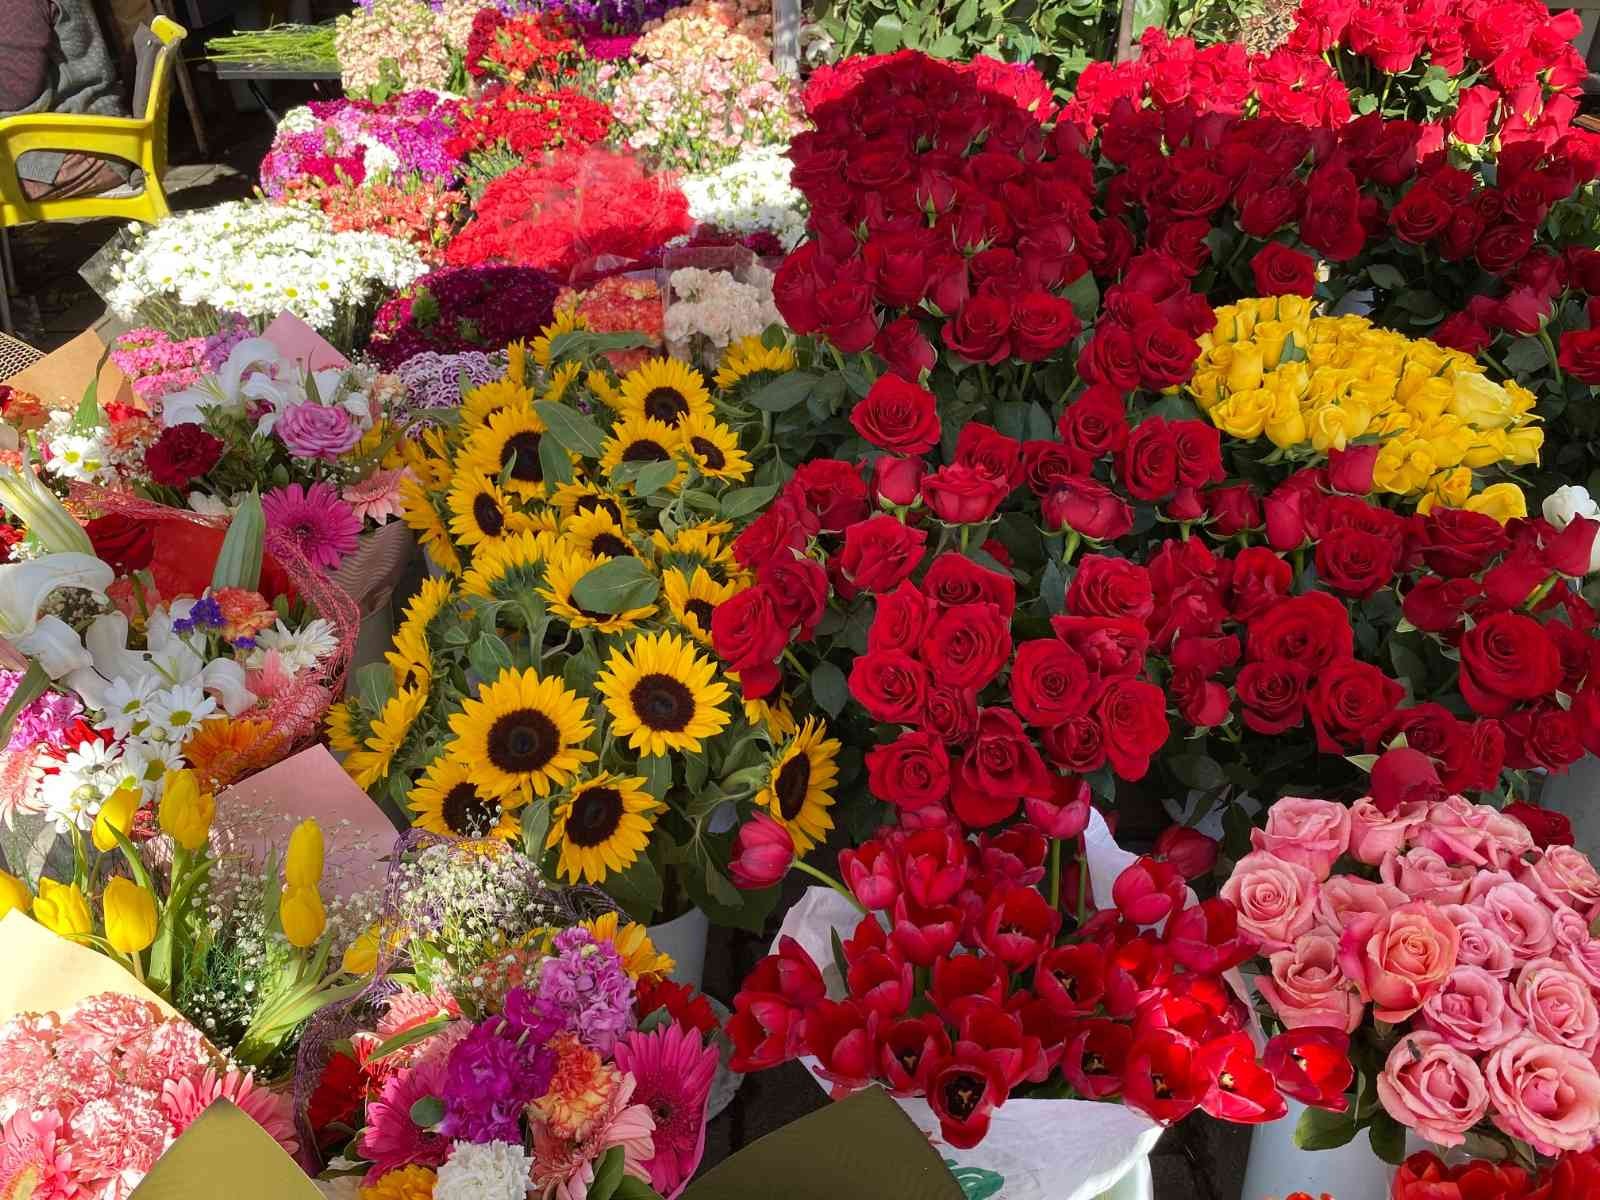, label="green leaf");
[522,801,551,861]
[1167,753,1225,791]
[870,12,903,52]
[1502,337,1548,374]
[600,855,664,924]
[539,435,574,486]
[570,556,660,613]
[629,459,679,497]
[373,1016,450,1062]
[467,632,515,681]
[409,1095,445,1129]
[1368,1111,1407,1165]
[1061,271,1099,323]
[640,754,673,801]
[1294,1101,1358,1151]
[810,660,849,719]
[354,661,396,716]
[534,400,608,458]
[588,1146,627,1200]
[610,1178,664,1200]
[1278,333,1307,364]
[1387,638,1427,688]
[545,330,653,368]
[749,371,819,413]
[952,0,979,32]
[1366,263,1406,291]
[925,31,963,55]
[721,482,780,519]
